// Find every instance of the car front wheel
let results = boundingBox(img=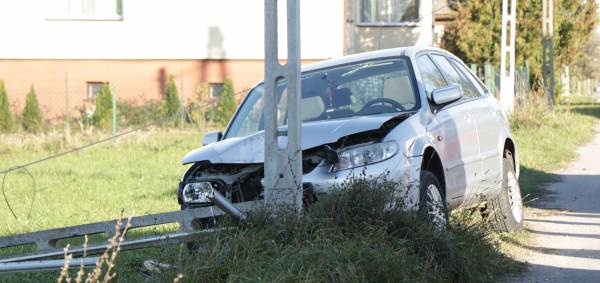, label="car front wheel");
[419,170,449,229]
